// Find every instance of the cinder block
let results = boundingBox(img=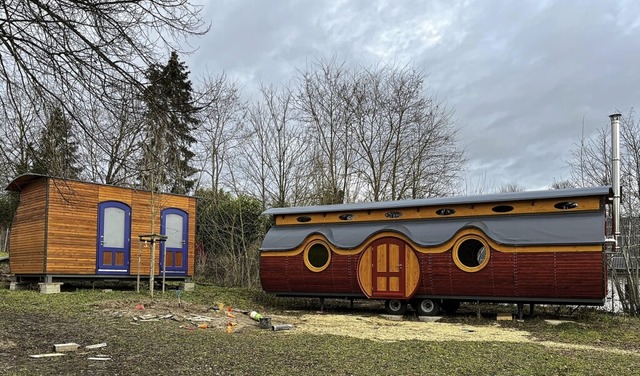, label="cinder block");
[38,282,63,294]
[181,282,195,292]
